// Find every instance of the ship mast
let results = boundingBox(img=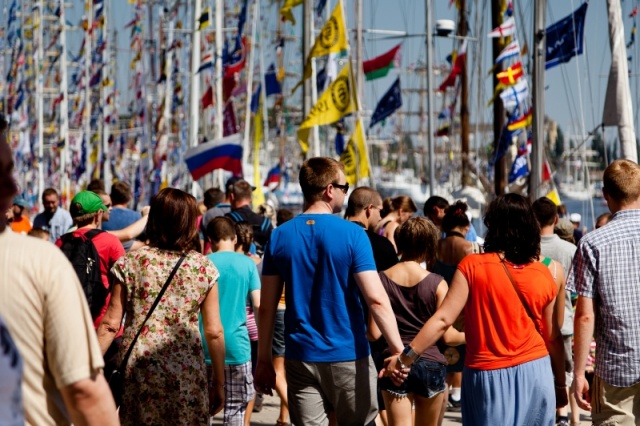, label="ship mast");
[529,0,546,200]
